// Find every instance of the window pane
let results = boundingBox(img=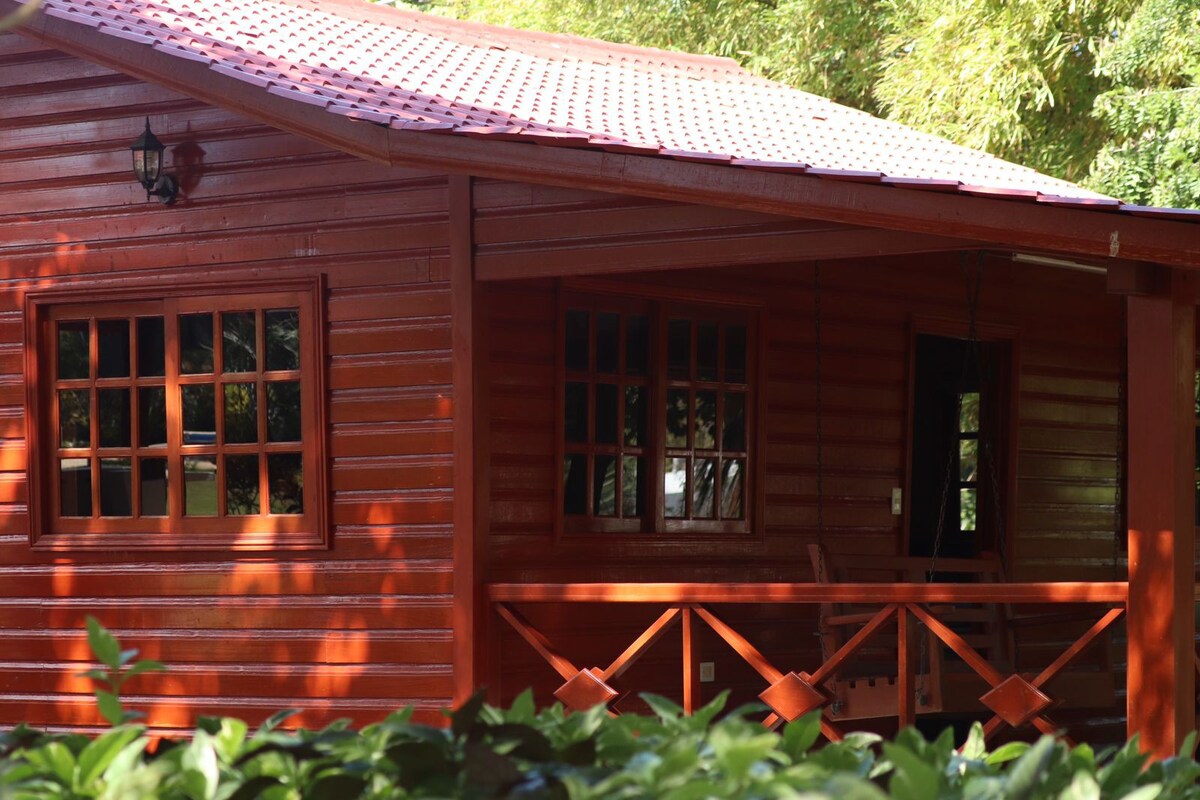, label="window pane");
[720,459,745,520]
[694,390,717,450]
[181,384,216,445]
[59,458,91,517]
[564,382,588,444]
[596,313,619,373]
[136,316,165,378]
[57,321,89,380]
[693,458,716,518]
[98,389,130,448]
[99,458,132,517]
[723,392,746,451]
[563,454,587,515]
[179,313,214,374]
[265,309,300,372]
[226,455,261,516]
[140,457,167,517]
[222,311,257,373]
[664,457,687,518]
[58,389,90,448]
[959,392,980,433]
[184,455,218,516]
[666,389,689,448]
[697,323,718,382]
[960,487,977,532]
[624,385,645,447]
[960,438,978,482]
[622,456,645,517]
[595,383,618,444]
[725,325,748,383]
[564,310,589,372]
[268,453,304,514]
[667,319,690,380]
[138,387,167,448]
[97,320,130,378]
[626,315,649,376]
[593,455,616,516]
[266,381,302,443]
[223,383,258,444]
